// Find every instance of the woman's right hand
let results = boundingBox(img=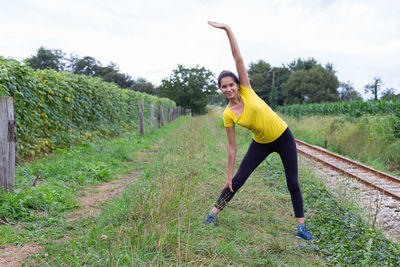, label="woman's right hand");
[222,178,234,193]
